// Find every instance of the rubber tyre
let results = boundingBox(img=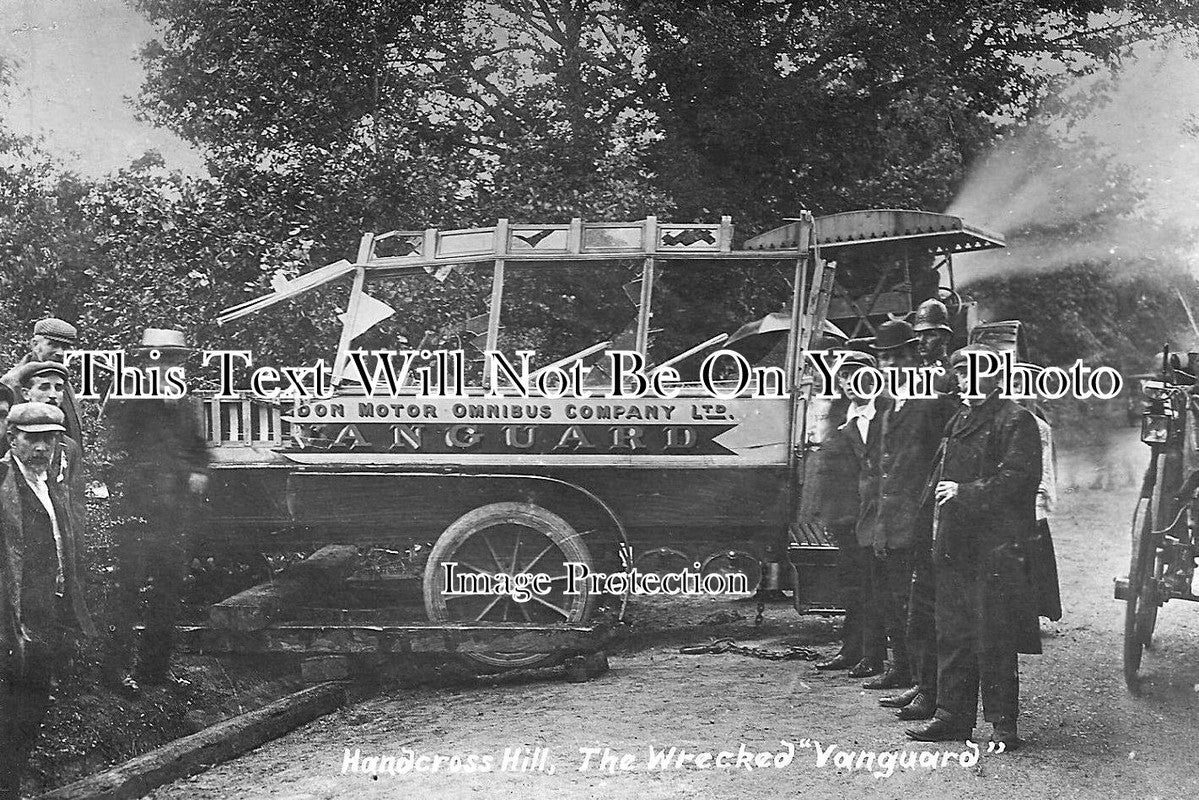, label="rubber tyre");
[424,502,595,670]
